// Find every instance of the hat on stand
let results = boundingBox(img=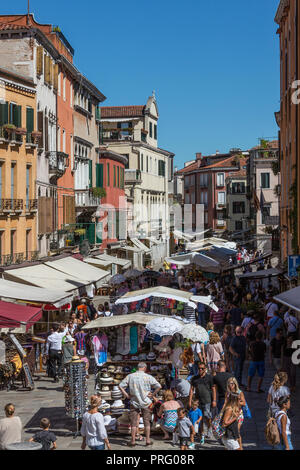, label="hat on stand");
[111,399,125,409]
[100,373,113,383]
[147,352,156,361]
[108,365,116,373]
